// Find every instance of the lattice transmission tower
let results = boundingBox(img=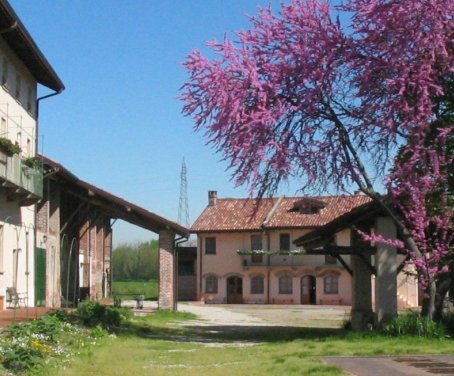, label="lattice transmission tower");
[178,158,190,227]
